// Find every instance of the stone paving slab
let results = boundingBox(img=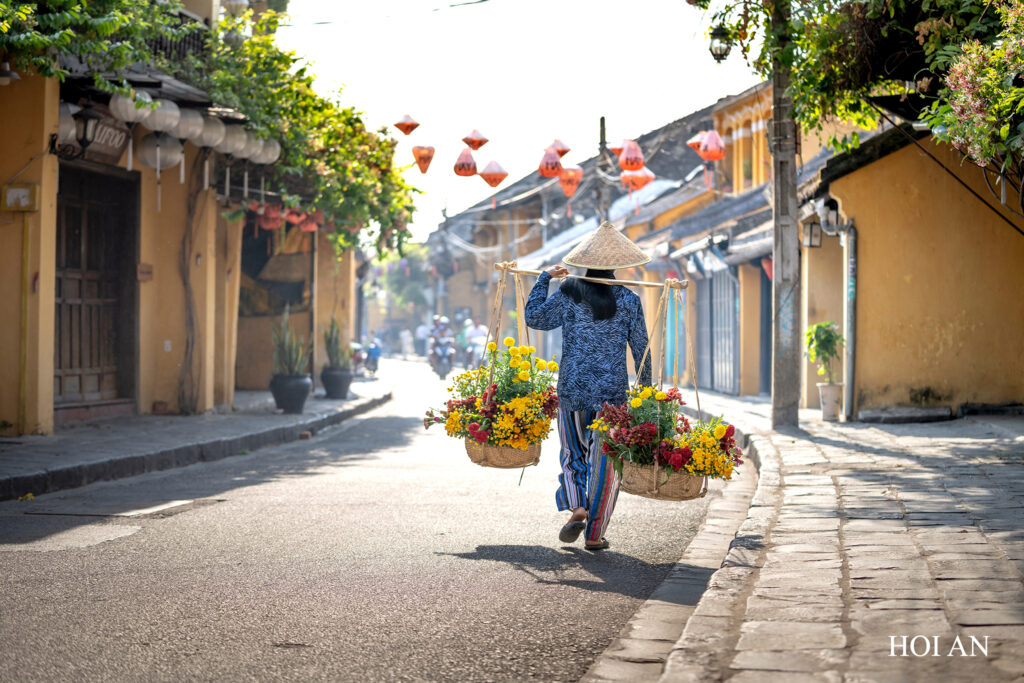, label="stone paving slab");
[657,391,1024,682]
[0,381,392,501]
